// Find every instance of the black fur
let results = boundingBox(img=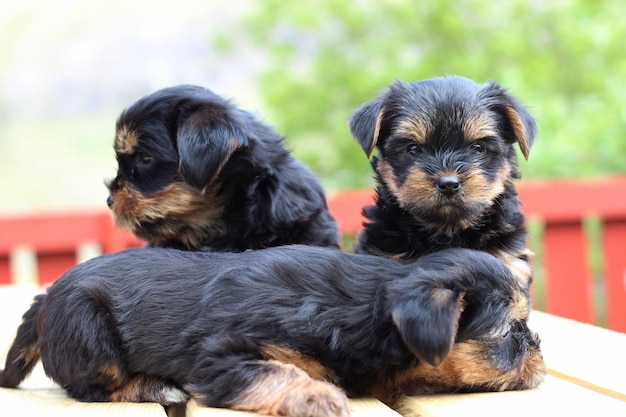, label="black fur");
[106,85,339,251]
[1,246,544,414]
[349,76,536,278]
